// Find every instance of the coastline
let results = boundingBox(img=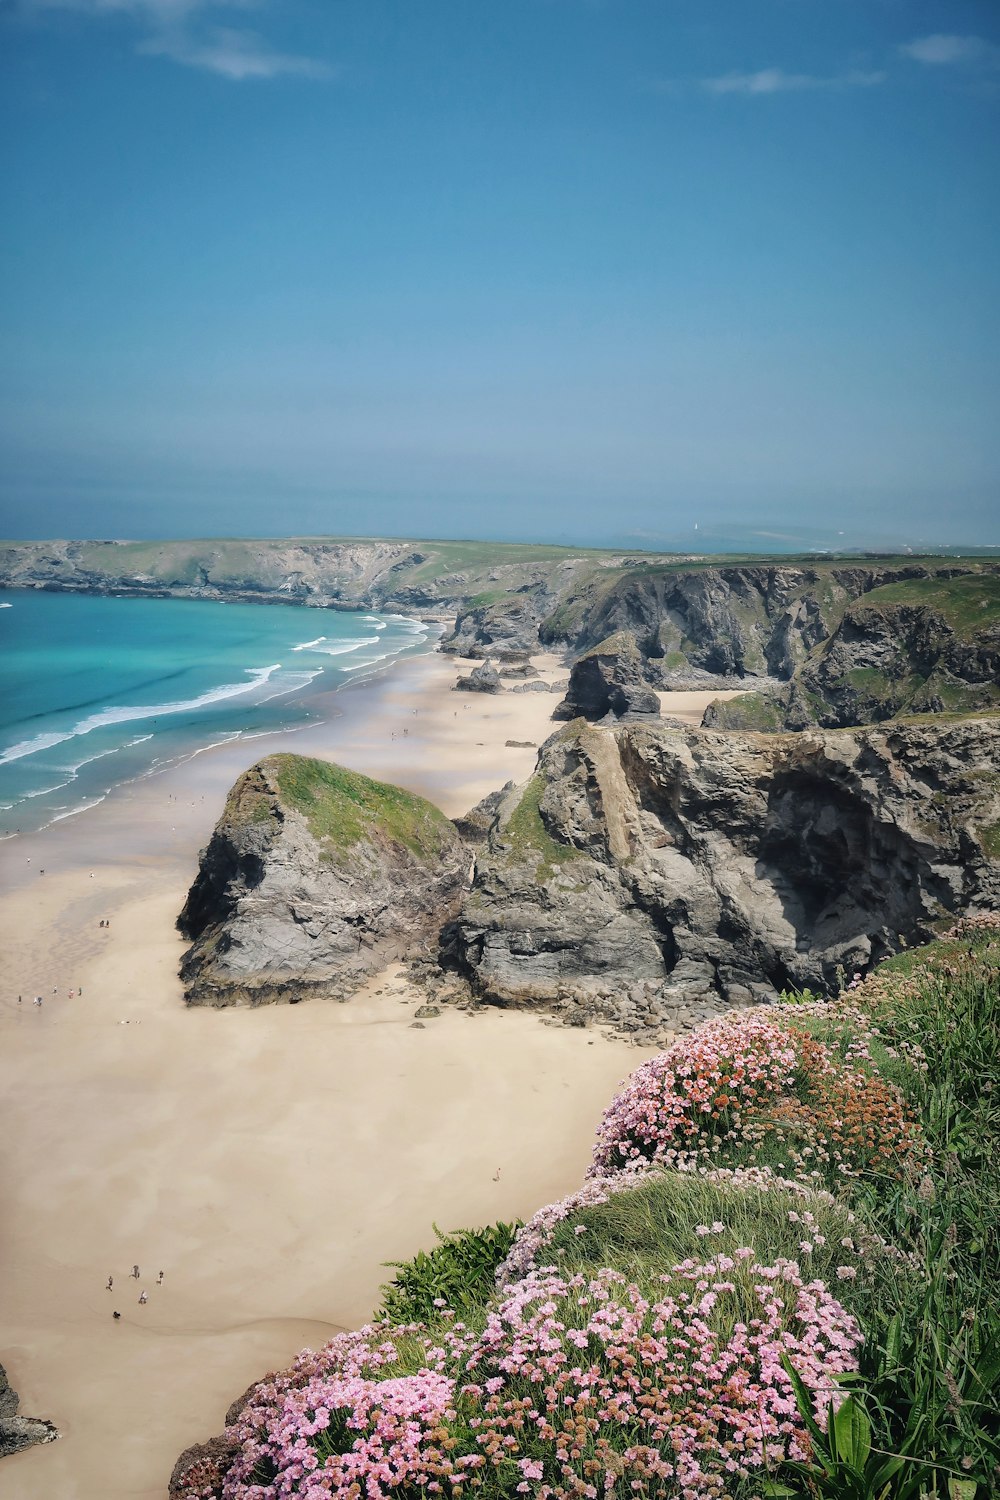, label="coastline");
[0,643,734,1499]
